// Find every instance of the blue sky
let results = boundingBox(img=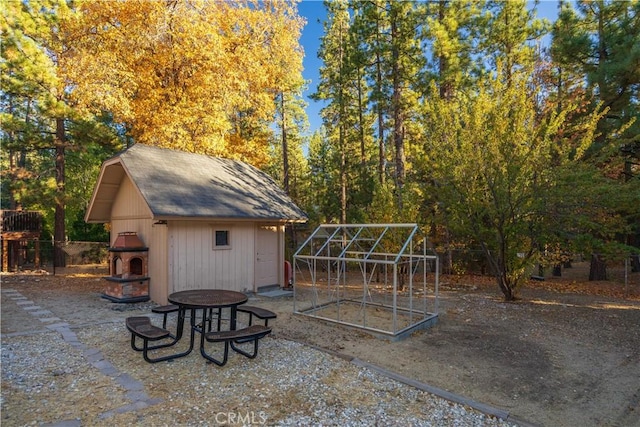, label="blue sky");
[296,0,562,135]
[298,1,328,134]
